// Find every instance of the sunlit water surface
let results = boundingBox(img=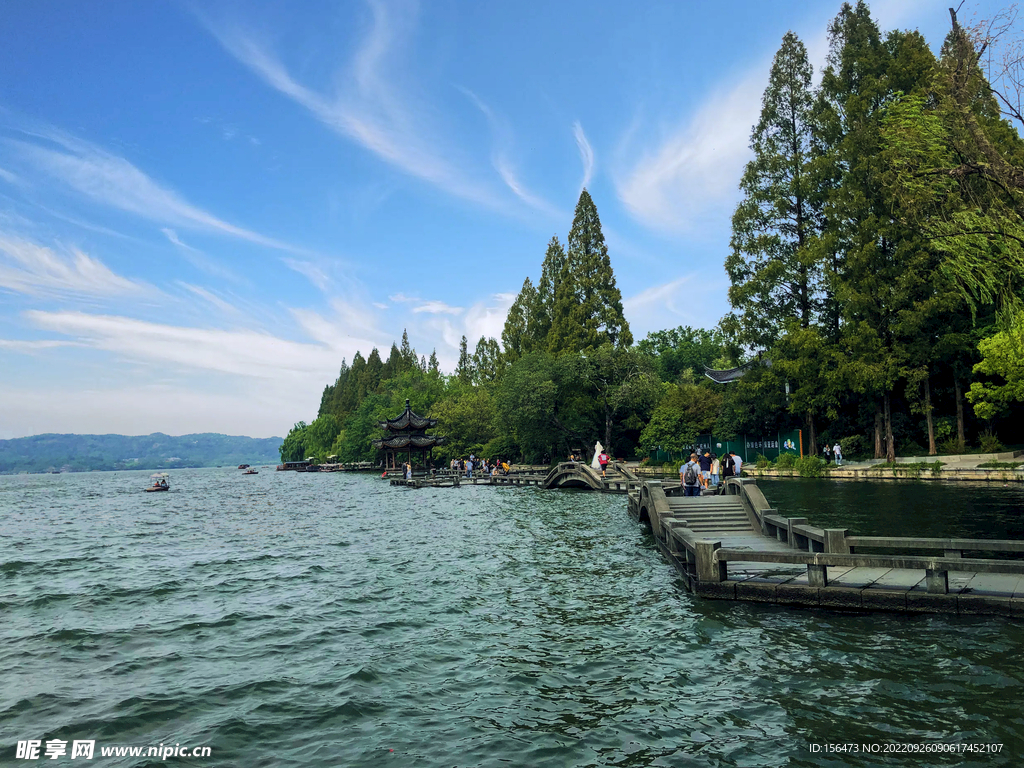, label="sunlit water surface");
[1,469,1022,767]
